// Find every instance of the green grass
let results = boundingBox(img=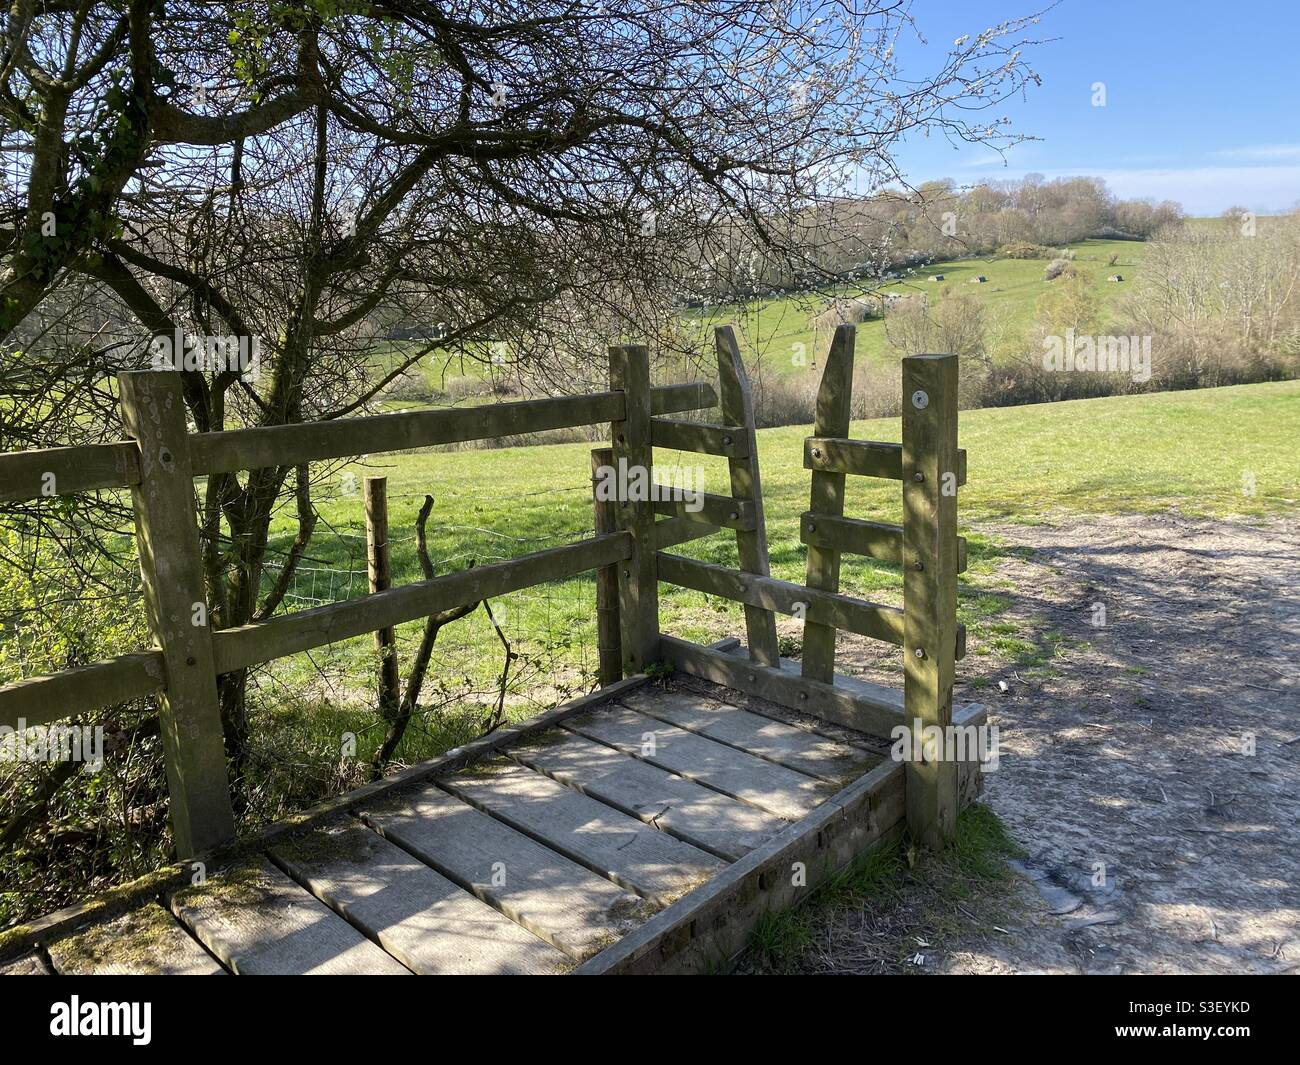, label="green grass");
[260,378,1298,770]
[364,239,1147,412]
[676,237,1146,377]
